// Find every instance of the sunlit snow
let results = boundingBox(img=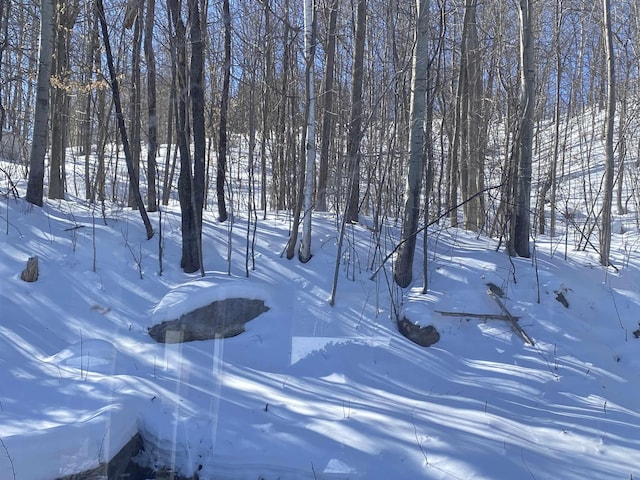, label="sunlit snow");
[1,137,639,480]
